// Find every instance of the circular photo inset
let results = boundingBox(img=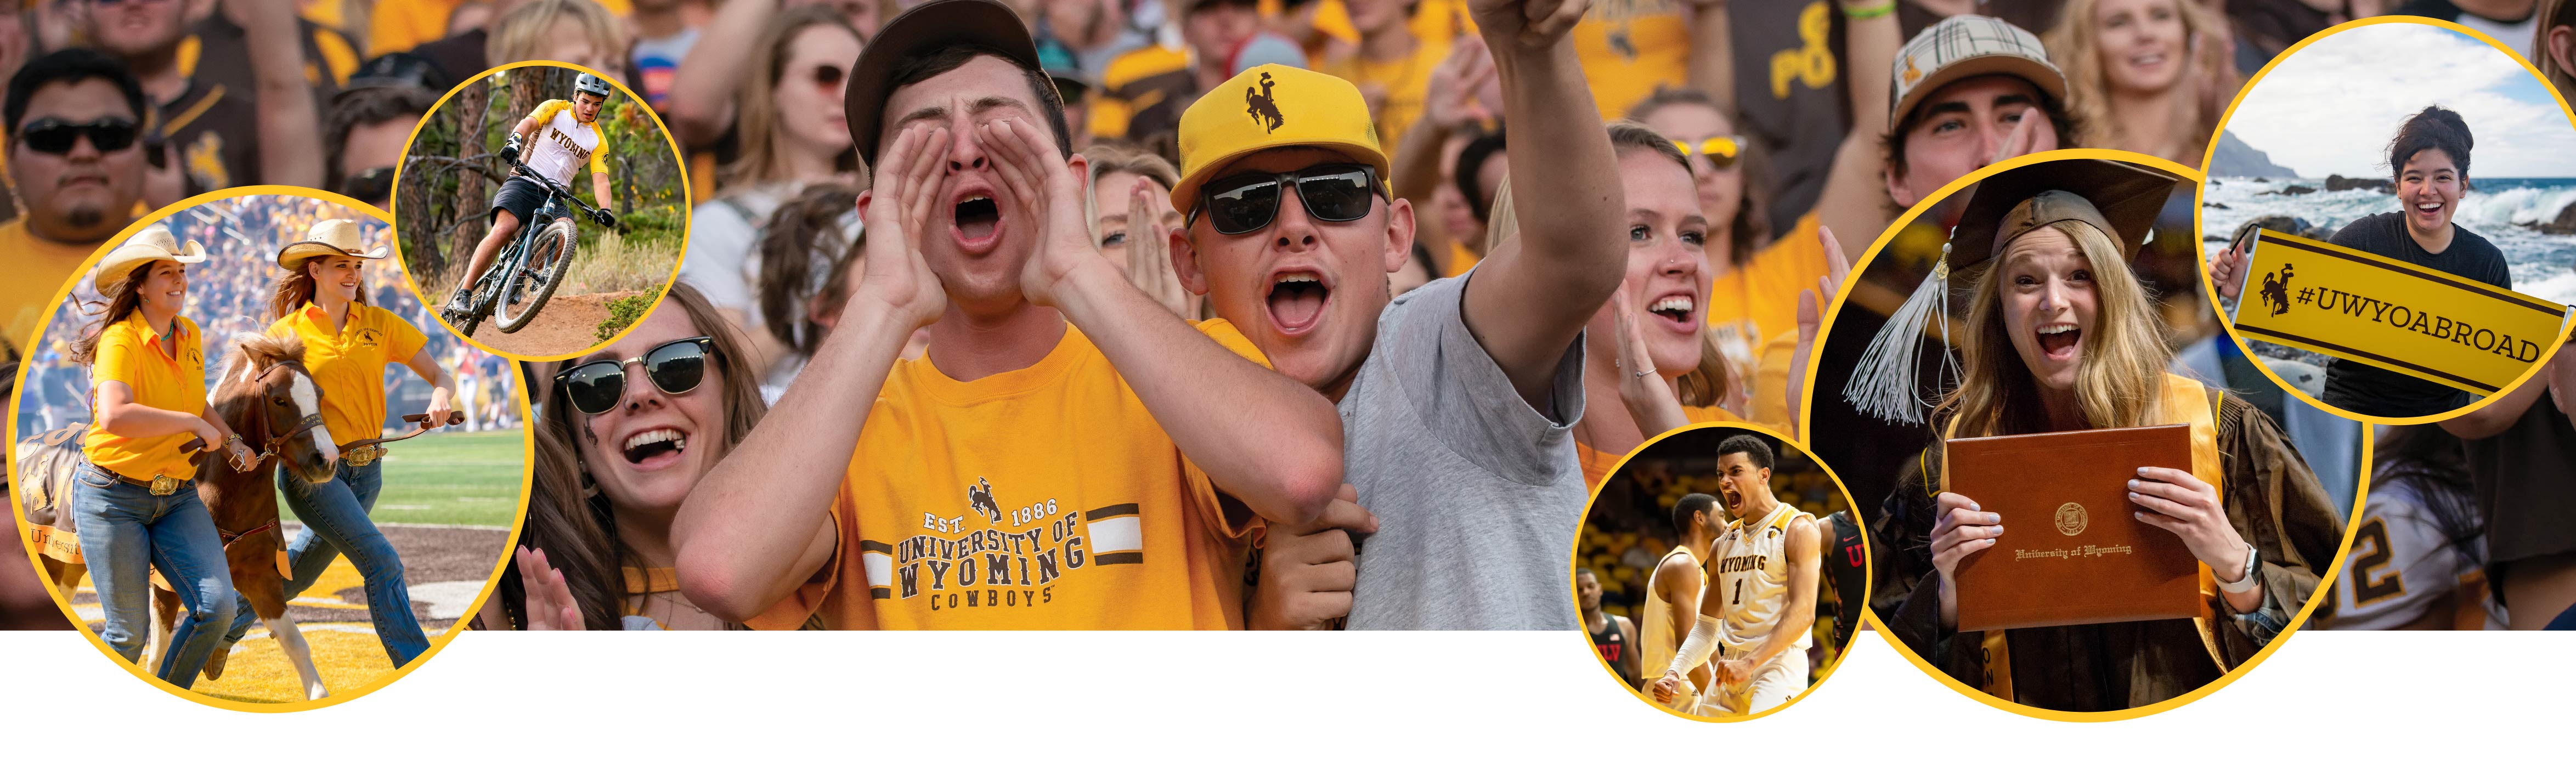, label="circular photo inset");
[1574,423,1867,721]
[1809,150,2359,718]
[2201,18,2576,425]
[392,61,688,360]
[10,188,528,710]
